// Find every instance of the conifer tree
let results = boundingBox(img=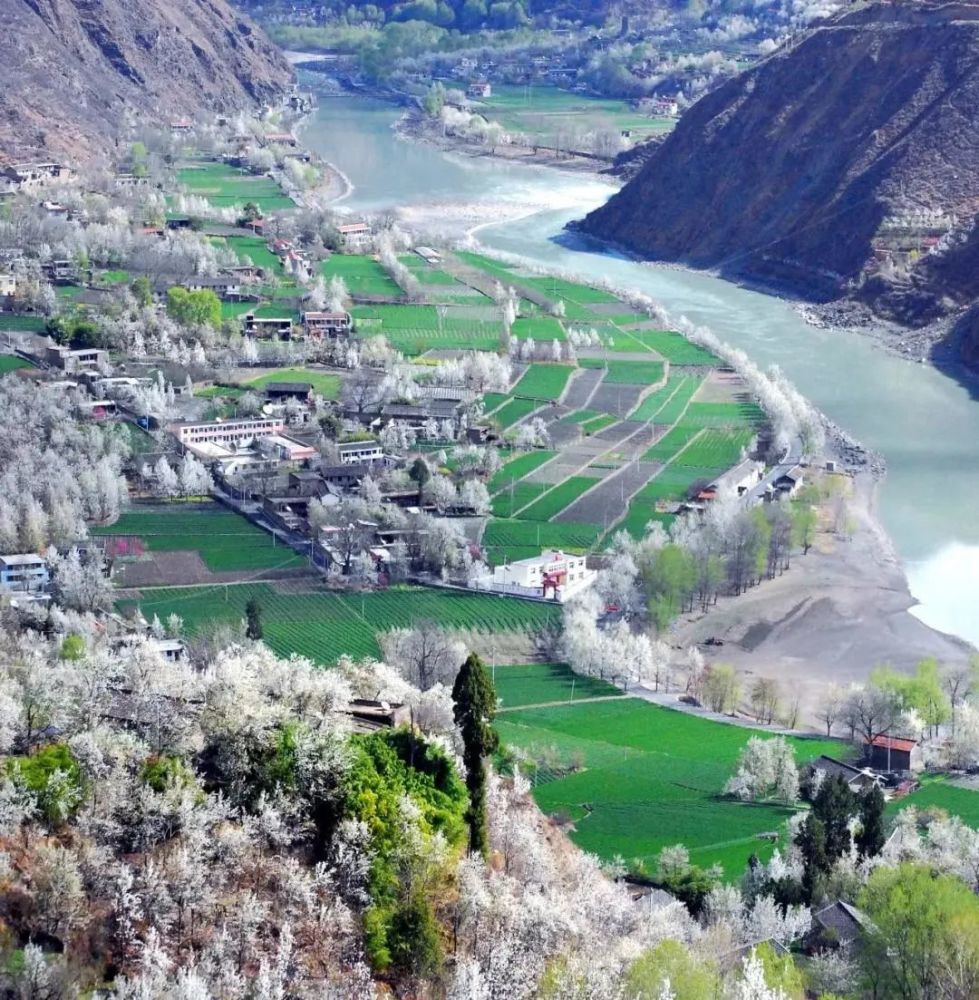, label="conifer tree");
[451,652,498,856]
